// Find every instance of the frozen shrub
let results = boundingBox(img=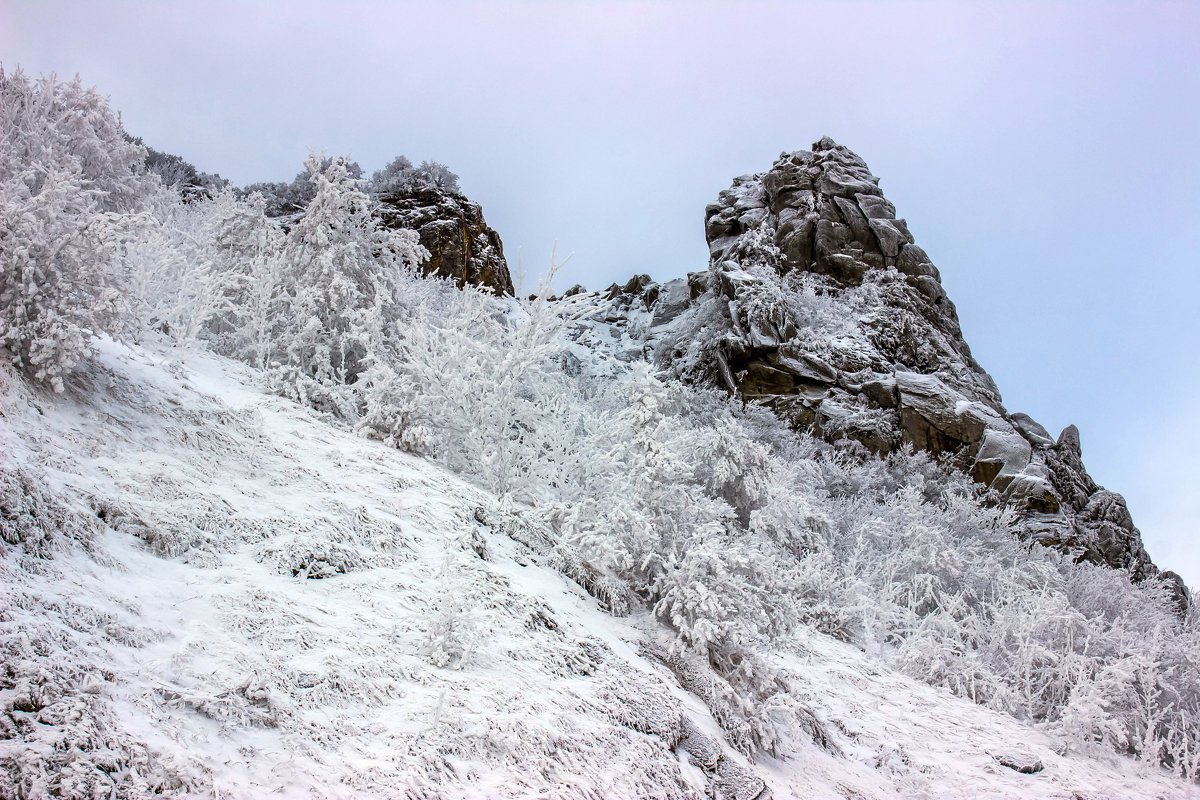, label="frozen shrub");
[241,155,364,217]
[274,155,425,402]
[0,466,102,557]
[134,138,227,201]
[0,69,156,390]
[369,155,461,195]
